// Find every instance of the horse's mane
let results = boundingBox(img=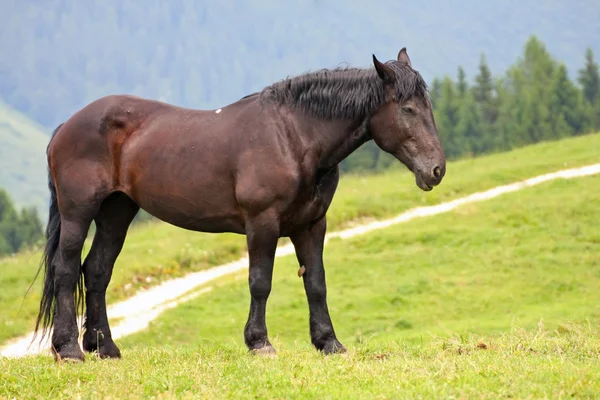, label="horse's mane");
[259,61,428,120]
